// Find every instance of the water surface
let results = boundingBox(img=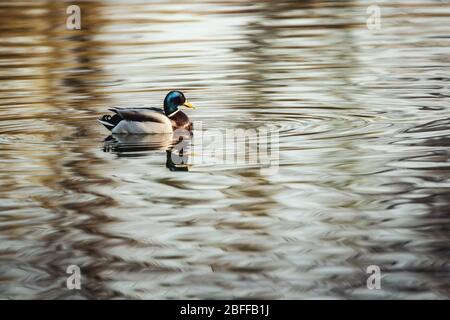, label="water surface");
[0,0,450,299]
